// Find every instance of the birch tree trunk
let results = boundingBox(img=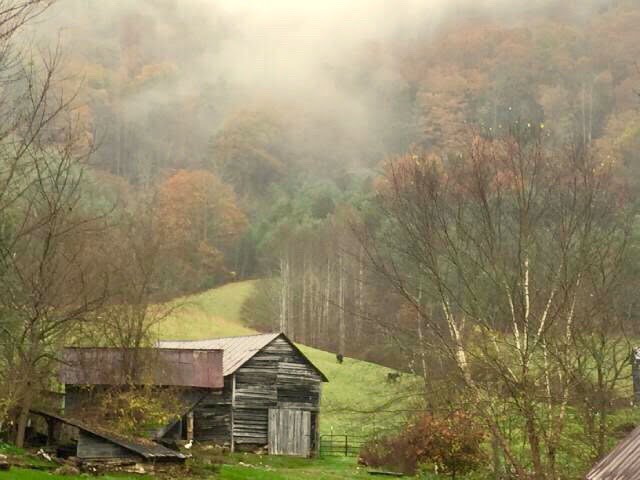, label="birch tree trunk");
[356,246,365,344]
[301,254,307,344]
[279,256,288,333]
[324,257,331,350]
[338,252,345,356]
